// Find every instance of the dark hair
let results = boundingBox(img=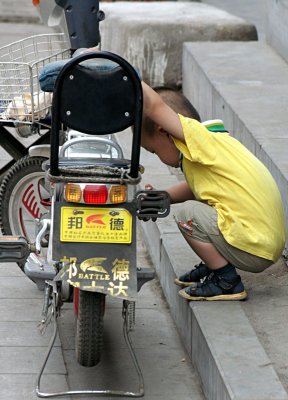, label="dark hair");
[154,86,201,122]
[142,86,201,136]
